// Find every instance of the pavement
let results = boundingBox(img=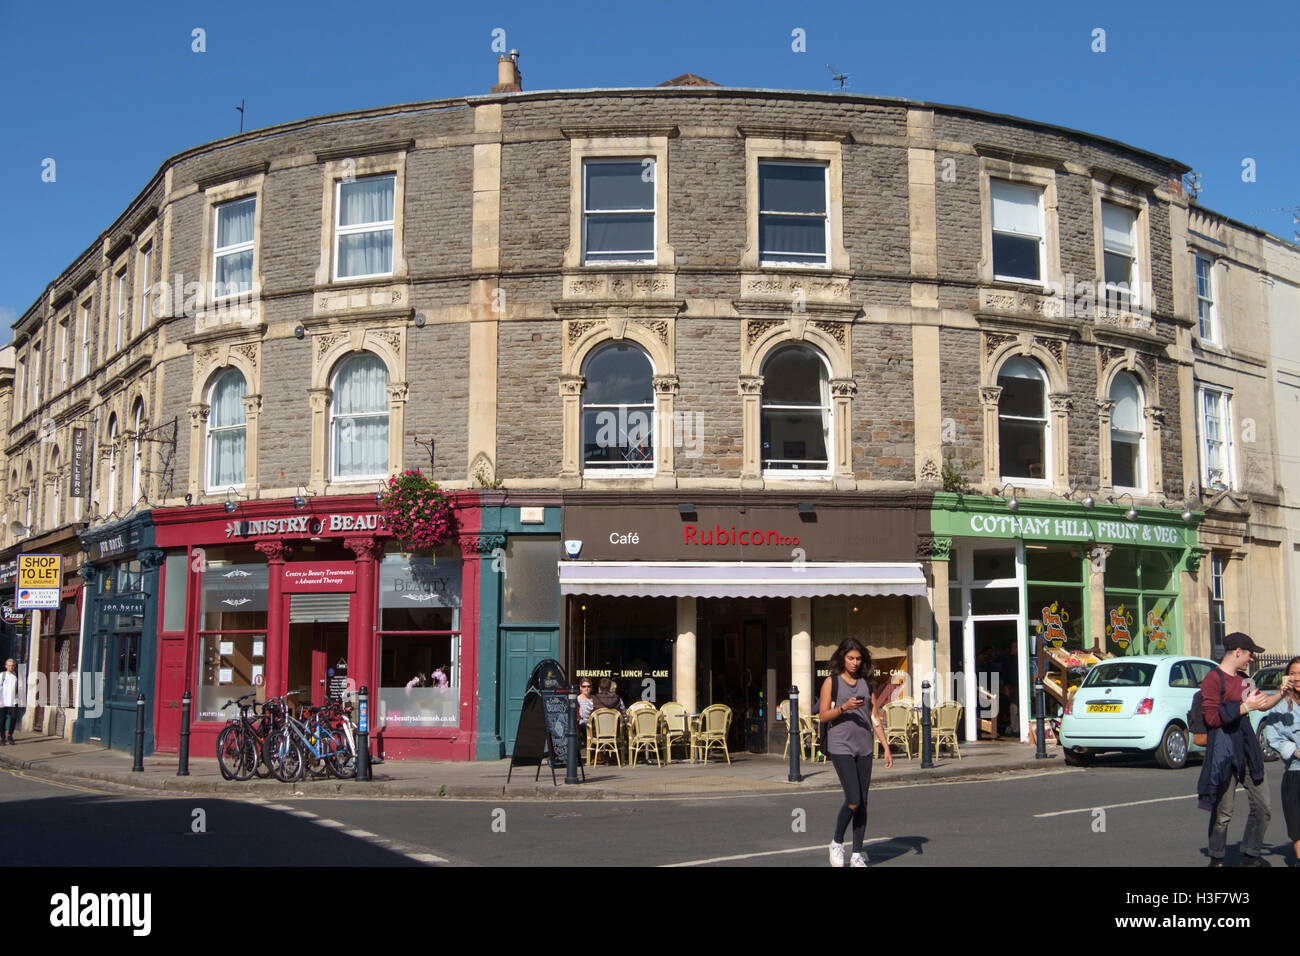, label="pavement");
[0,731,1060,799]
